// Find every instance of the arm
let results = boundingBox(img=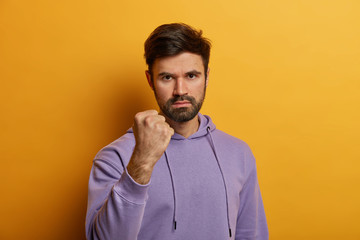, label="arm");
[235,162,268,239]
[85,110,174,239]
[85,159,150,240]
